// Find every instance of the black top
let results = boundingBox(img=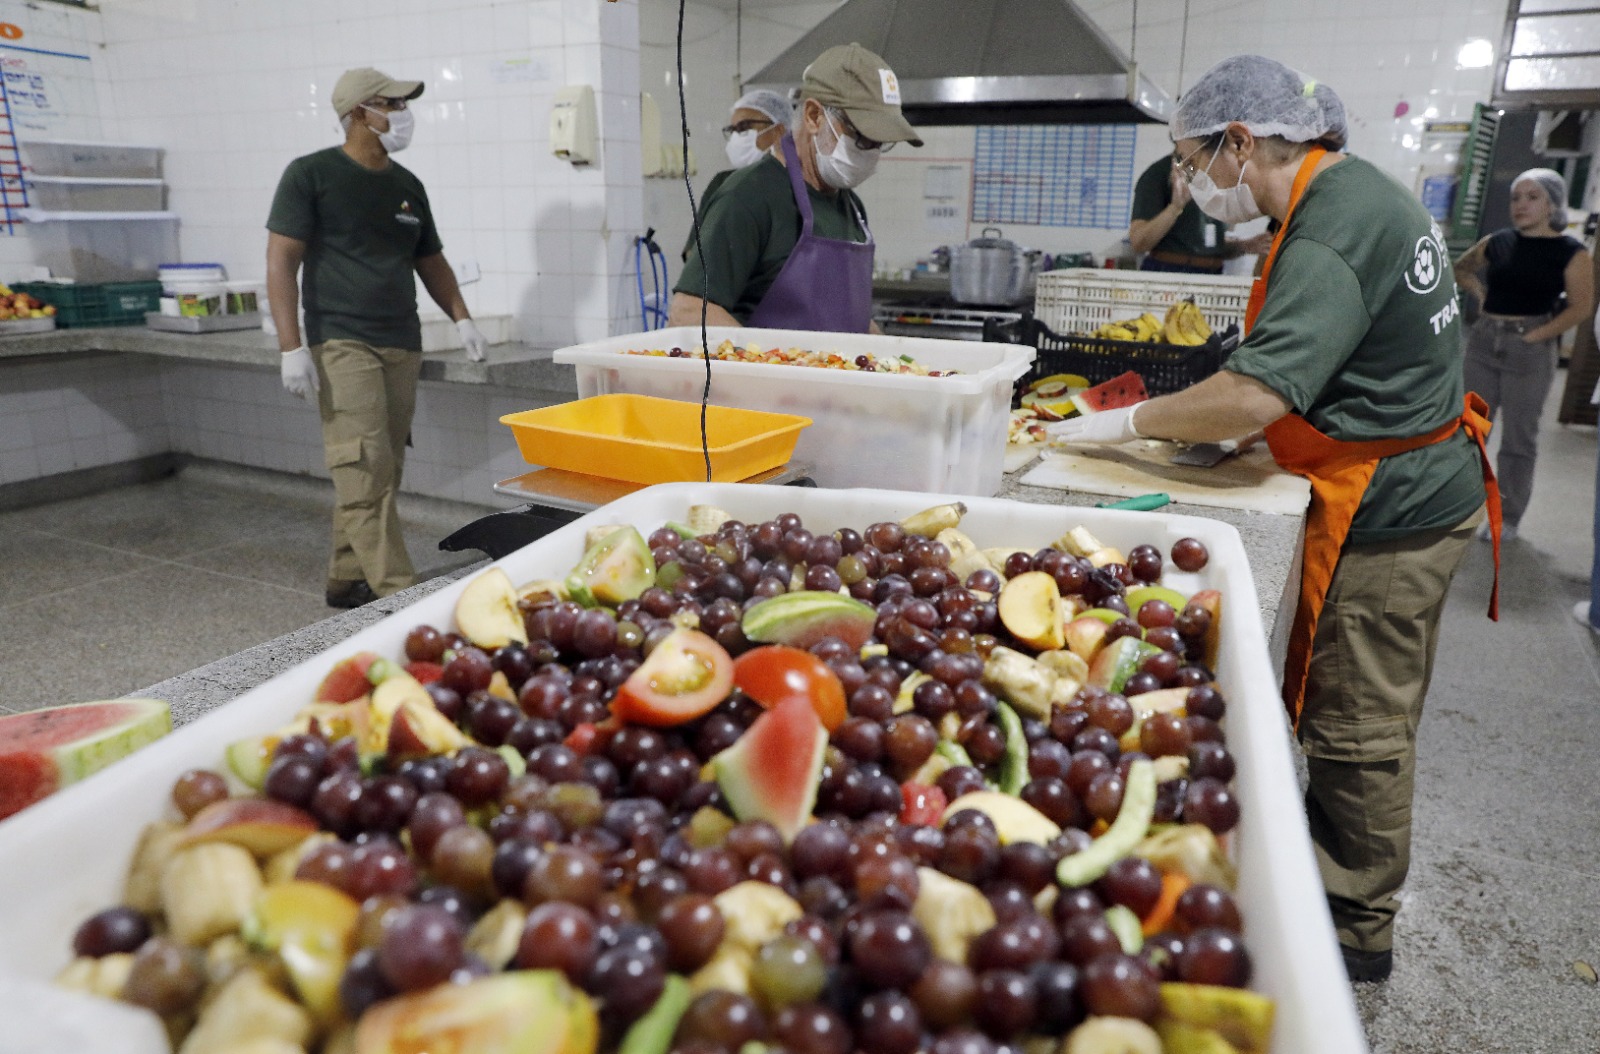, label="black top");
[1482,228,1583,317]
